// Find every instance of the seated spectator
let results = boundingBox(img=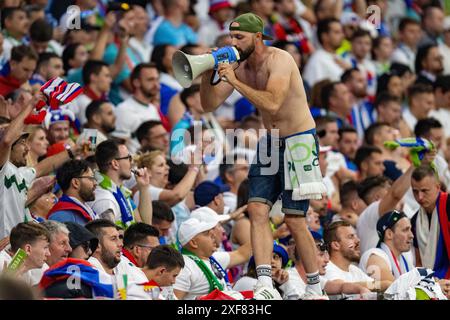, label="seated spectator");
[26,176,57,222]
[391,18,421,72]
[376,73,404,99]
[322,221,390,291]
[372,36,393,76]
[47,160,98,225]
[359,211,415,282]
[332,181,367,227]
[414,44,443,87]
[373,92,412,138]
[62,43,88,78]
[64,221,98,260]
[0,222,50,286]
[174,217,253,300]
[218,154,249,212]
[430,76,450,137]
[29,18,62,56]
[0,45,38,97]
[288,231,370,297]
[84,100,116,145]
[230,179,251,248]
[122,223,160,268]
[233,242,296,299]
[135,120,170,154]
[115,63,162,139]
[354,146,385,181]
[320,81,353,128]
[337,127,359,171]
[128,245,185,300]
[86,219,147,284]
[41,220,72,267]
[194,180,230,216]
[151,200,176,245]
[44,109,80,156]
[403,83,435,133]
